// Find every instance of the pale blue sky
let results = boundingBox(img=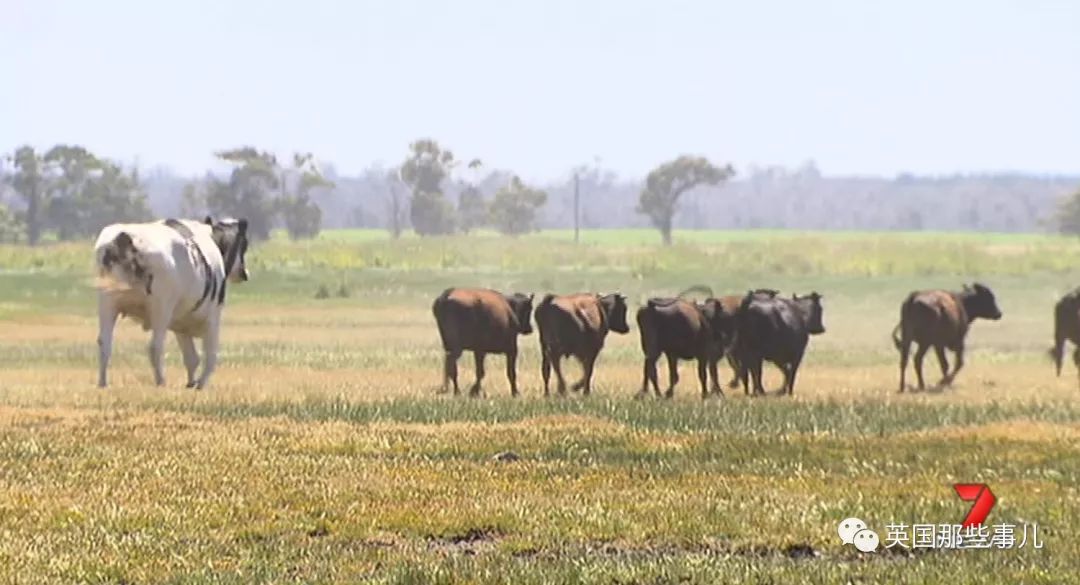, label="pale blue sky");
[2,0,1077,180]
